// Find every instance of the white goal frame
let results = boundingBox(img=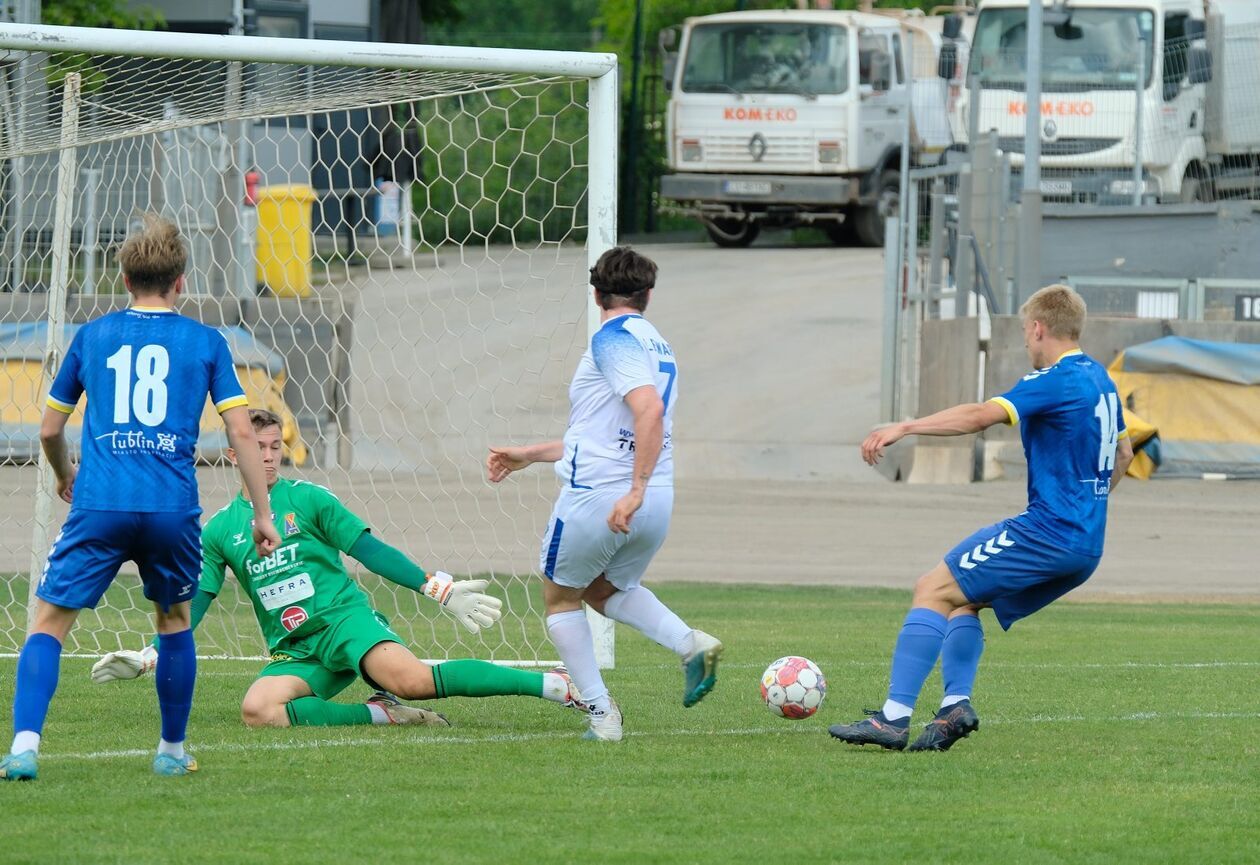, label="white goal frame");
[0,22,620,667]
